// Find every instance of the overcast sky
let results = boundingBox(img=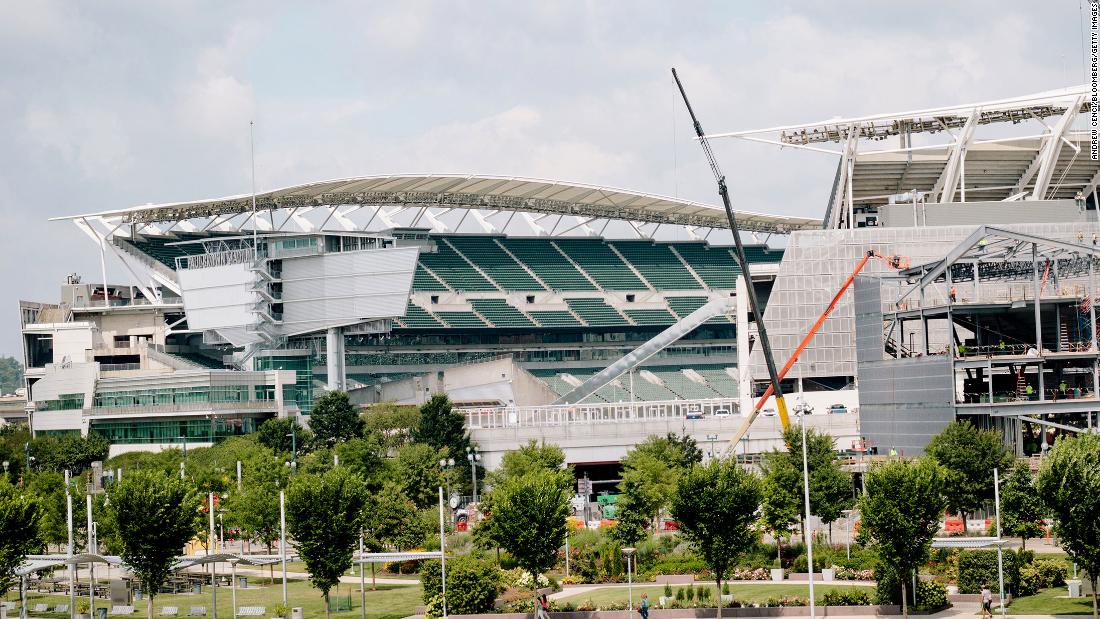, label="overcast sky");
[0,1,1090,358]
